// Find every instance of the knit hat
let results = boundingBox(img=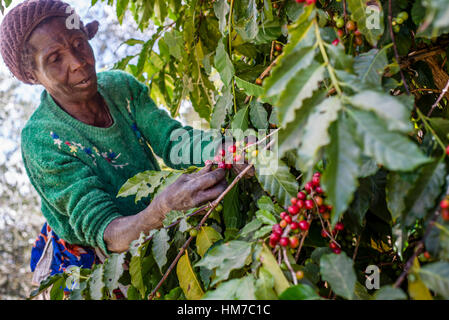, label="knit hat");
[0,0,99,84]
